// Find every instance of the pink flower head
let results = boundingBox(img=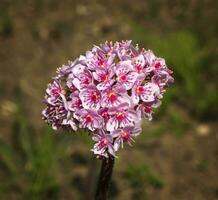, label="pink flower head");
[85,47,115,70]
[132,81,160,105]
[93,68,115,90]
[106,103,138,131]
[55,60,78,79]
[100,41,114,54]
[74,109,103,131]
[132,54,146,73]
[68,91,82,111]
[92,130,115,158]
[98,107,110,122]
[115,40,138,60]
[152,70,174,87]
[43,95,77,131]
[79,85,101,110]
[112,126,142,151]
[101,86,131,108]
[42,40,174,158]
[115,60,138,90]
[137,103,153,121]
[46,80,64,105]
[71,64,93,90]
